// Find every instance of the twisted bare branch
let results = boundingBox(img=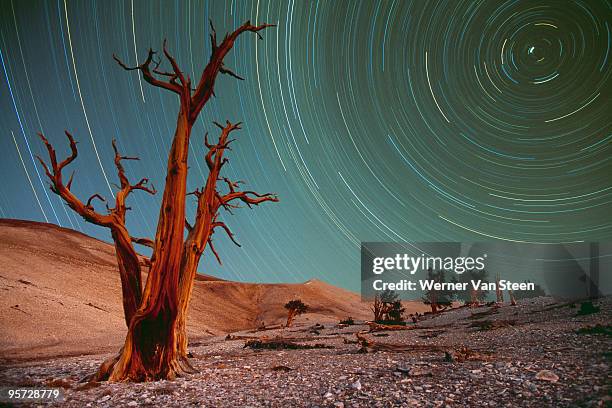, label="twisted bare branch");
[111,139,157,223]
[208,237,222,264]
[212,221,241,247]
[86,193,107,209]
[36,132,113,226]
[190,21,275,121]
[131,236,155,249]
[113,48,184,95]
[221,190,278,208]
